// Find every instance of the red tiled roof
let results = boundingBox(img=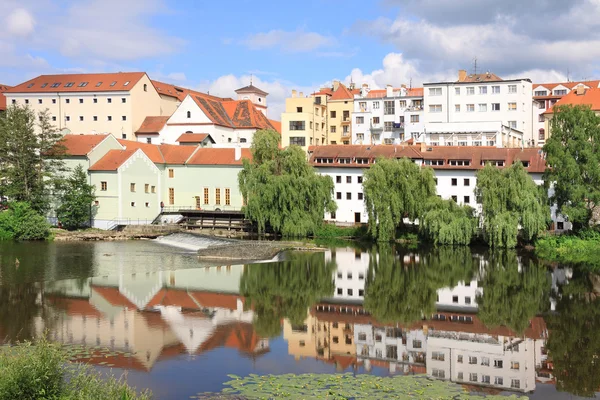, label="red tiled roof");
[60,134,111,156]
[330,83,354,101]
[91,285,138,309]
[459,72,503,82]
[235,84,268,96]
[364,87,423,98]
[6,72,146,94]
[118,139,165,163]
[175,133,210,143]
[46,296,103,318]
[135,116,169,135]
[188,95,274,130]
[310,144,423,161]
[186,148,251,165]
[544,87,600,114]
[268,119,281,134]
[88,149,137,171]
[408,88,424,97]
[189,292,242,310]
[533,80,600,92]
[158,144,198,164]
[0,84,10,111]
[151,80,231,102]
